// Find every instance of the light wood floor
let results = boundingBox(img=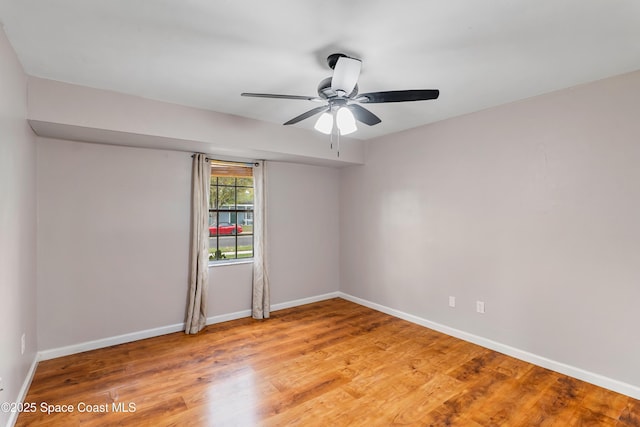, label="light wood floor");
[17,298,639,426]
